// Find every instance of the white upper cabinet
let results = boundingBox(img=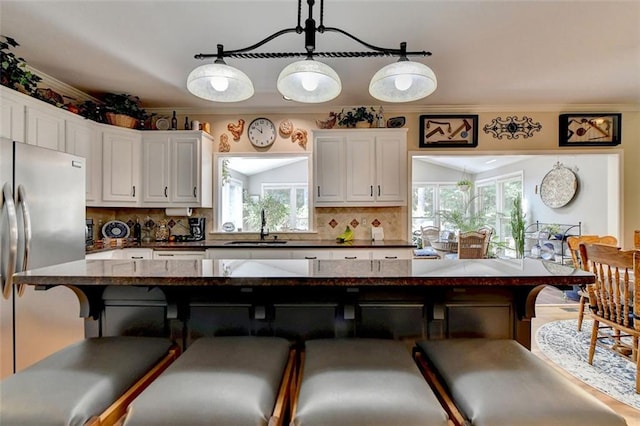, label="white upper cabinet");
[141,131,213,207]
[25,104,66,151]
[314,129,407,206]
[314,134,345,203]
[65,117,101,203]
[0,87,26,142]
[102,127,141,205]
